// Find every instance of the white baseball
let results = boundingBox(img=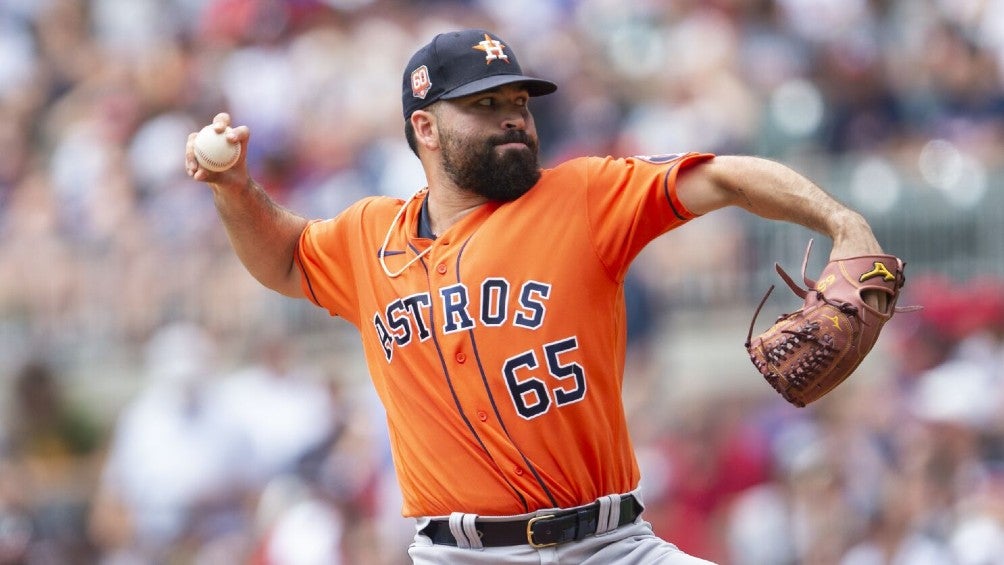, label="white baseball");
[193,124,241,172]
